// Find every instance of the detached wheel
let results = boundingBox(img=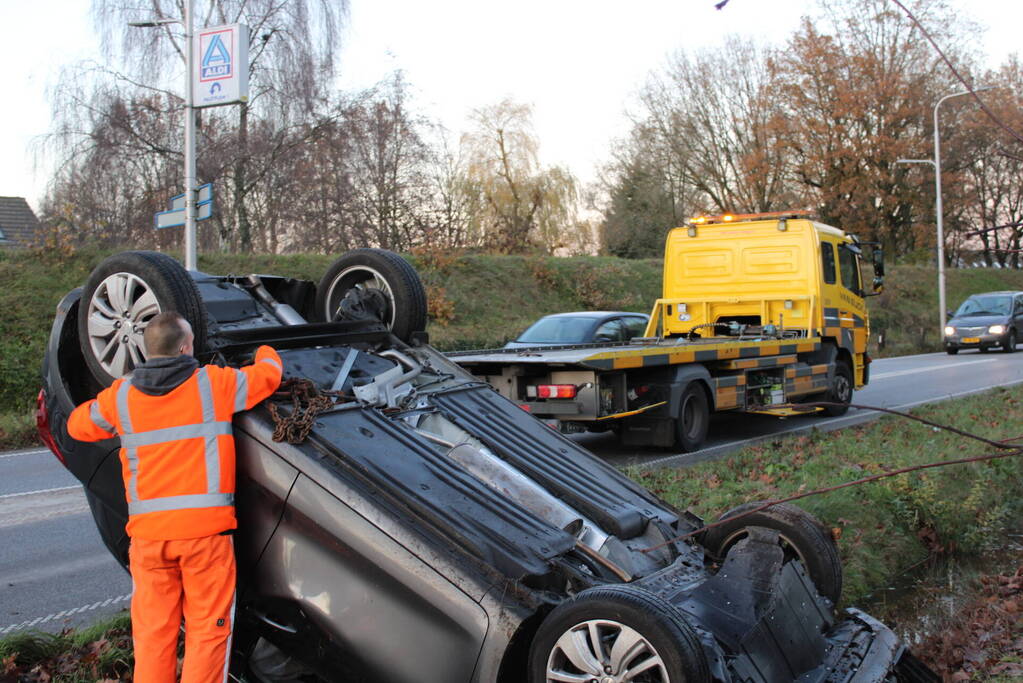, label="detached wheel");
[529,585,711,683]
[1003,329,1017,353]
[674,382,709,452]
[78,251,207,386]
[315,249,427,343]
[702,502,842,604]
[821,361,853,417]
